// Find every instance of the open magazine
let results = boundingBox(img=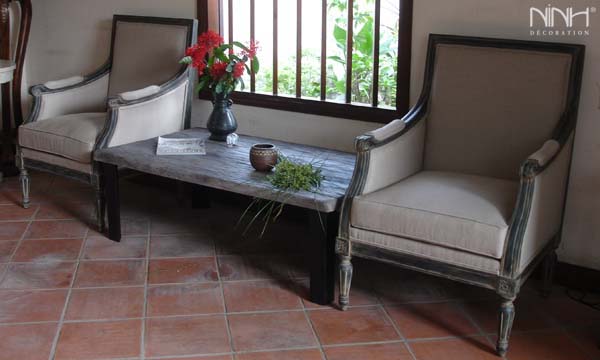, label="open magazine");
[156,136,206,156]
